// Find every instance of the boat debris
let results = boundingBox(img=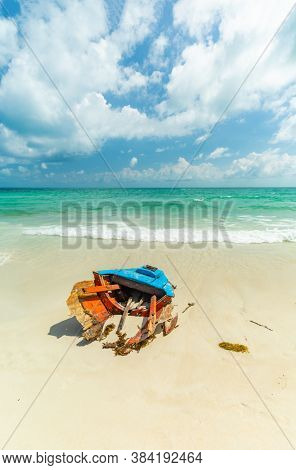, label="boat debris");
[249,320,273,331]
[182,302,195,313]
[67,265,182,355]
